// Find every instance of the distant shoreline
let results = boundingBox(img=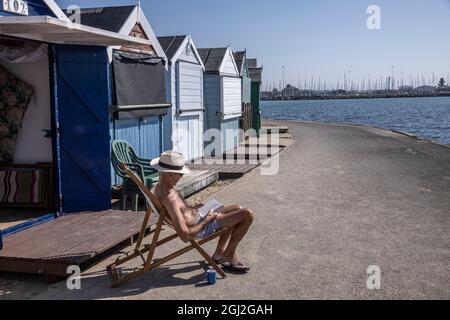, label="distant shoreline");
[262,93,450,102]
[263,119,450,149]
